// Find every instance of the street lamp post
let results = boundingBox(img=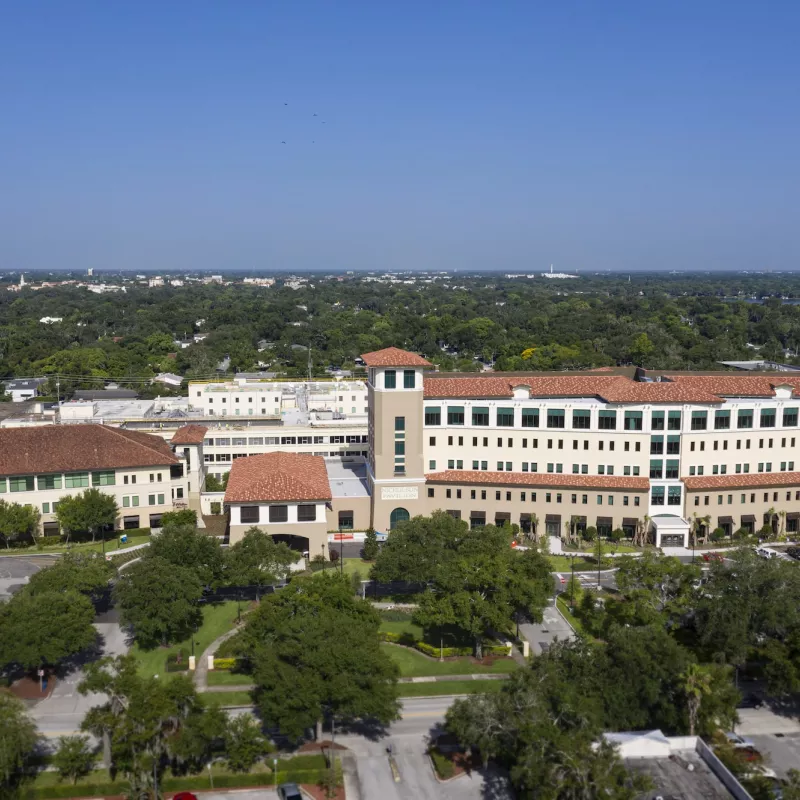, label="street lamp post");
[570,555,576,608]
[321,543,326,572]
